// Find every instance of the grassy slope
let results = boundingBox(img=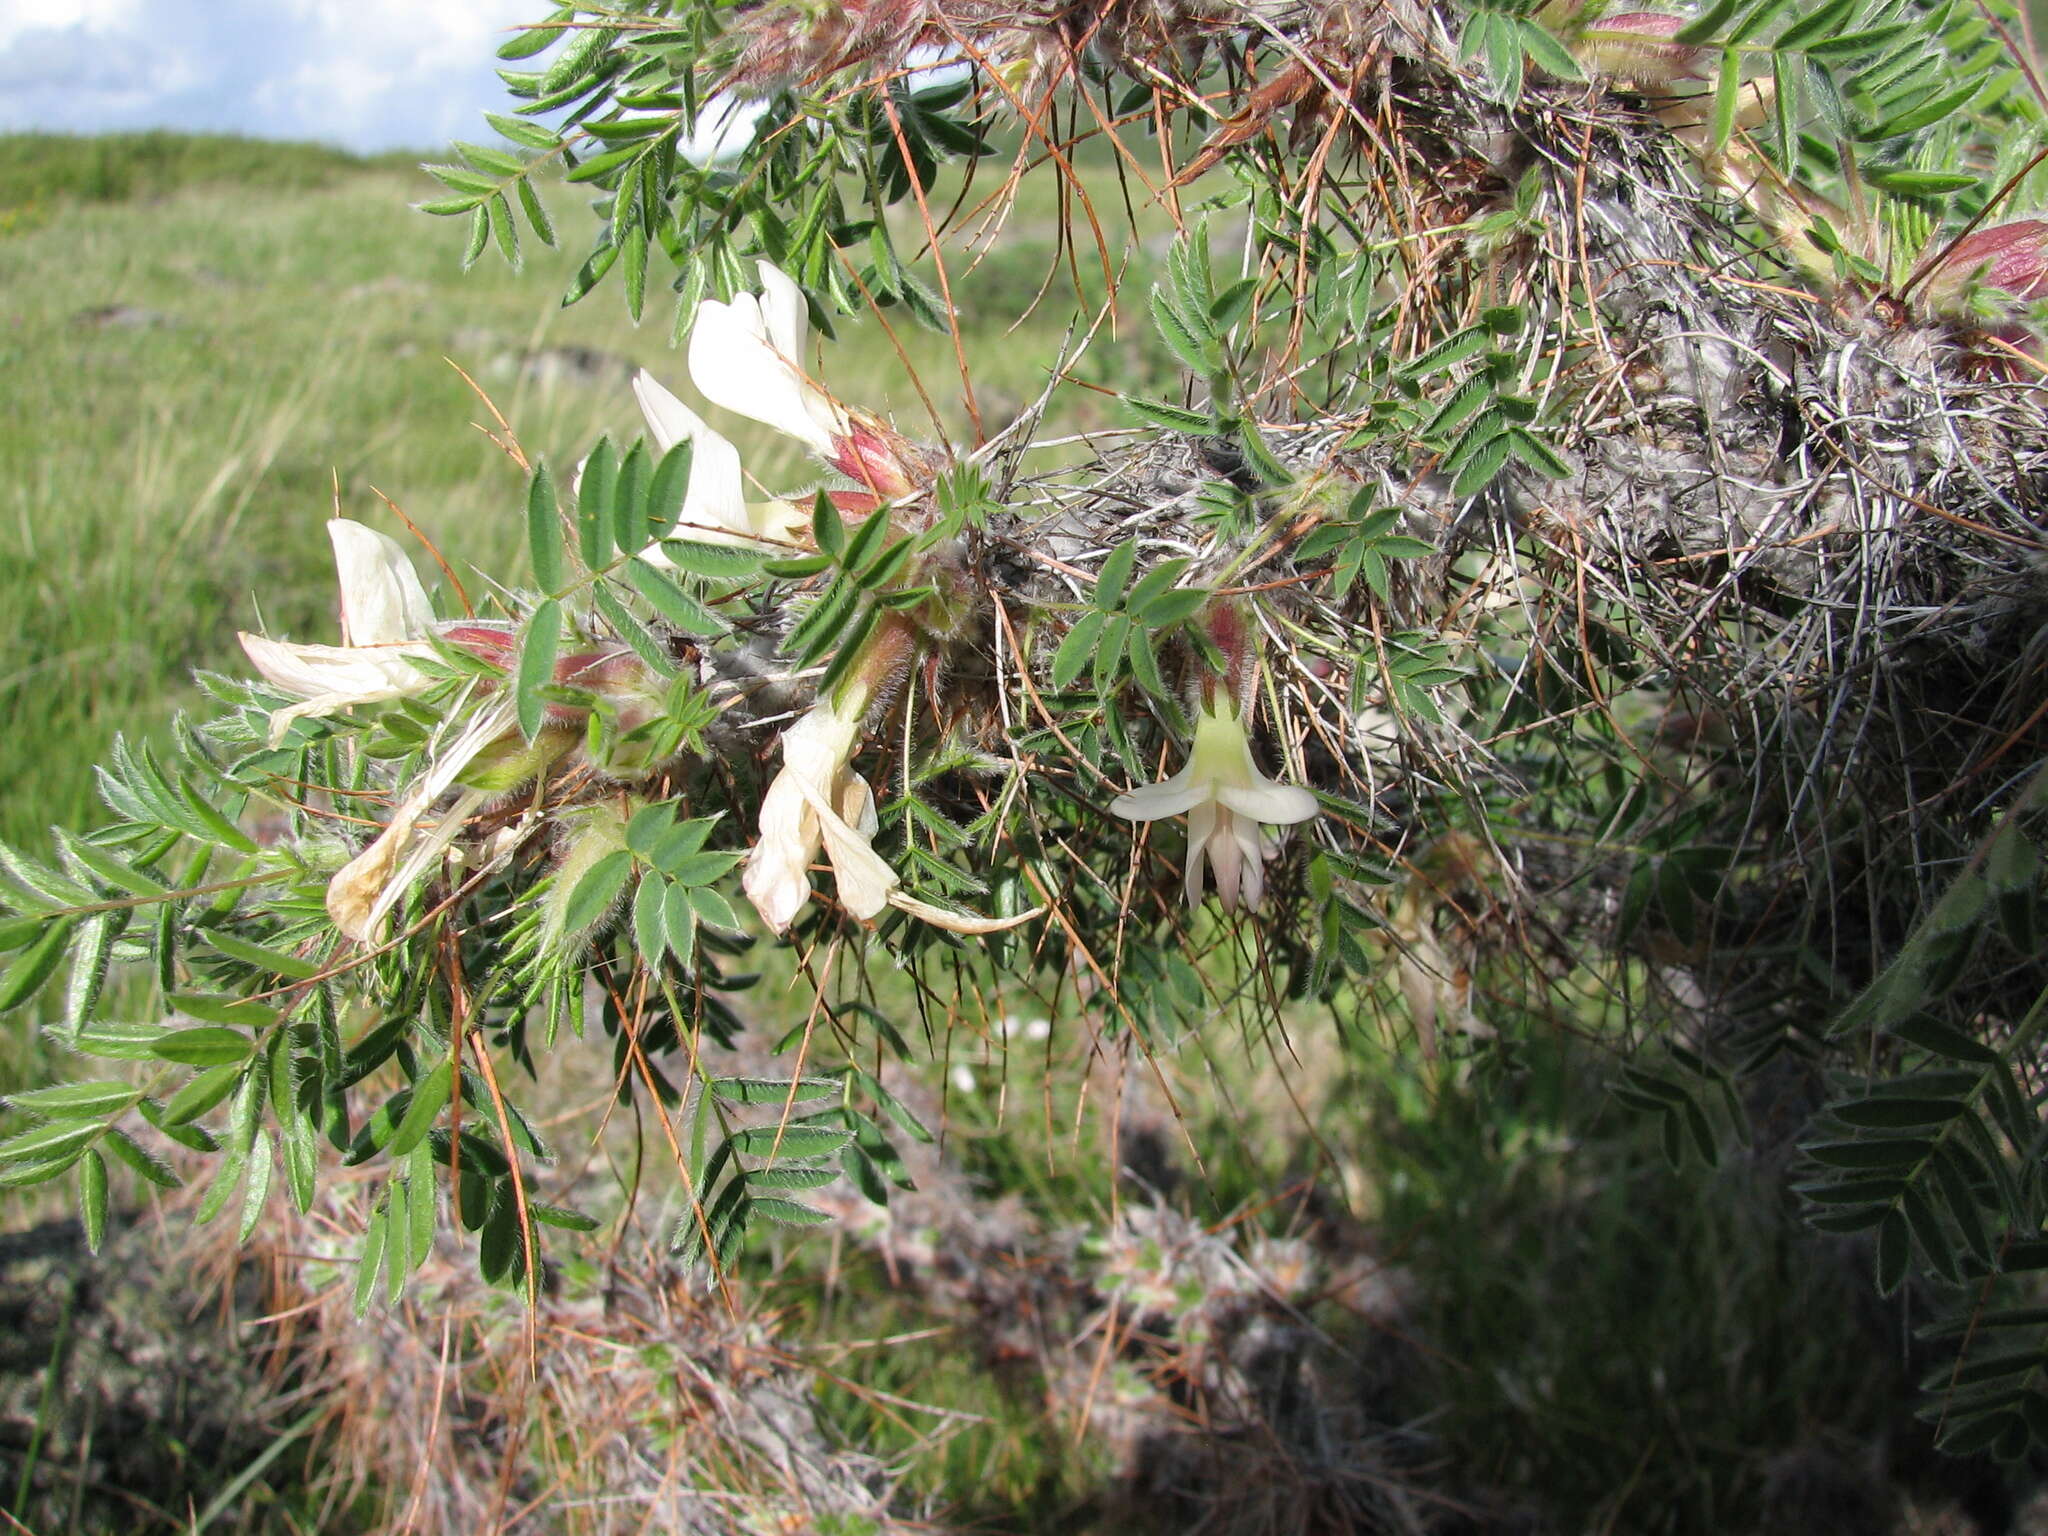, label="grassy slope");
[0,130,417,210]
